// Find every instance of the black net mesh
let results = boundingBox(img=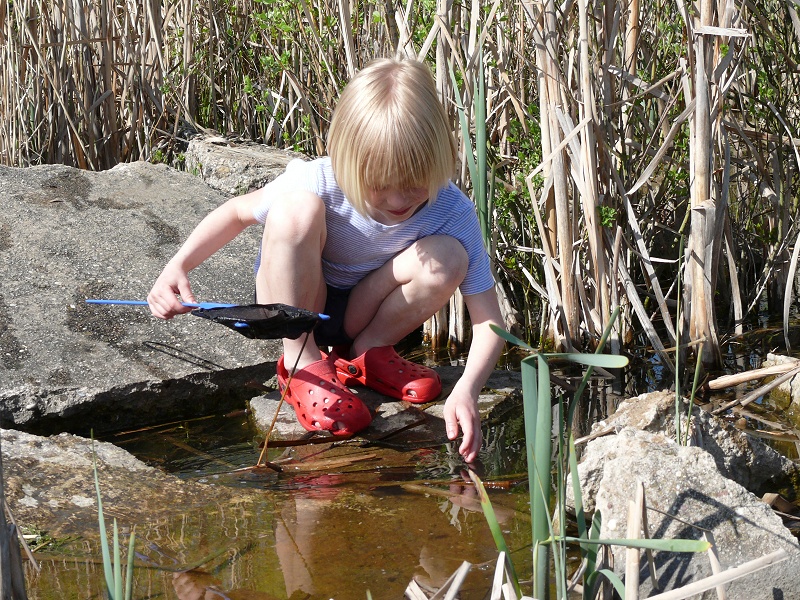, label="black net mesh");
[190,303,322,339]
